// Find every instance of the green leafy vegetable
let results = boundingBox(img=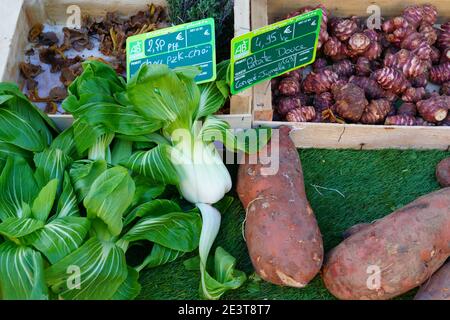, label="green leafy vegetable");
[24,216,90,264]
[0,217,44,240]
[69,160,108,201]
[84,166,135,236]
[201,247,247,300]
[61,61,263,299]
[0,241,48,300]
[197,61,230,119]
[31,179,58,222]
[55,172,80,218]
[124,211,201,252]
[72,120,106,155]
[122,145,179,186]
[34,148,73,190]
[138,243,184,271]
[111,139,133,166]
[0,157,39,220]
[0,141,31,162]
[0,108,47,152]
[131,175,165,207]
[46,237,128,300]
[124,199,182,226]
[0,82,57,146]
[0,58,260,300]
[111,267,141,300]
